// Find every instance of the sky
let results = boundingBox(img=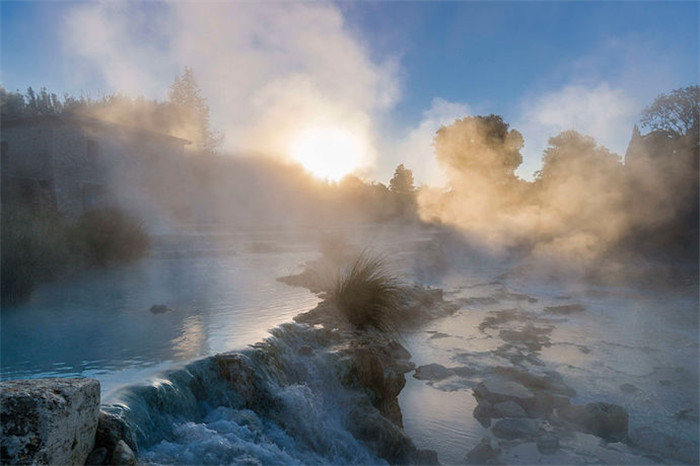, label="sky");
[1,0,698,184]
